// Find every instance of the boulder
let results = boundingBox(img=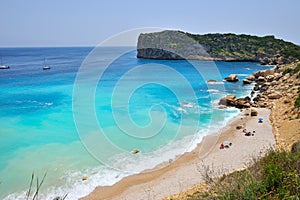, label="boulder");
[244,96,251,102]
[257,76,266,82]
[267,92,282,99]
[219,95,250,108]
[250,109,258,116]
[219,95,236,106]
[246,75,255,81]
[253,96,259,102]
[253,69,275,78]
[131,149,140,154]
[235,98,251,108]
[224,74,239,82]
[253,71,264,78]
[243,79,252,84]
[264,69,275,76]
[266,75,275,82]
[270,80,277,86]
[253,84,260,91]
[259,57,270,65]
[274,73,282,81]
[236,125,243,130]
